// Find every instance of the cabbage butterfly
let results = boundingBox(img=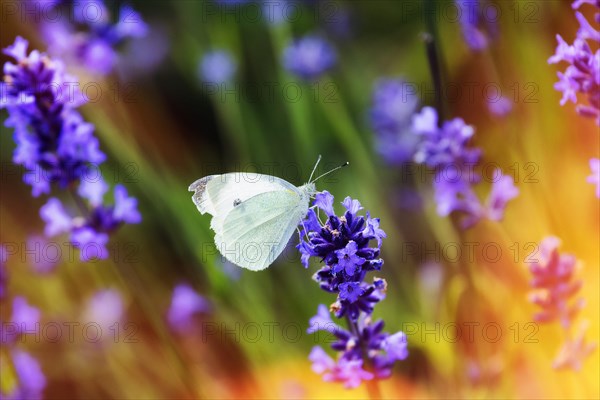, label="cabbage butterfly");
[188,156,347,271]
